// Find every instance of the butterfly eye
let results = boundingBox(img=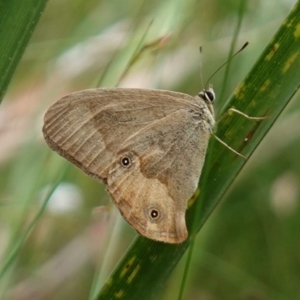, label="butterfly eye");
[121,156,131,167]
[198,88,215,103]
[205,90,215,102]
